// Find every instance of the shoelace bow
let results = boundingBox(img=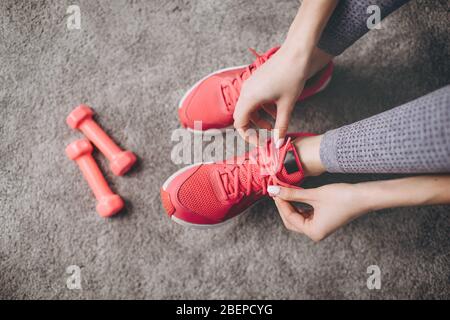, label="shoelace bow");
[221,48,269,112]
[215,139,293,201]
